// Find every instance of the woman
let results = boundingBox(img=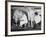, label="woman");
[13,10,28,28]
